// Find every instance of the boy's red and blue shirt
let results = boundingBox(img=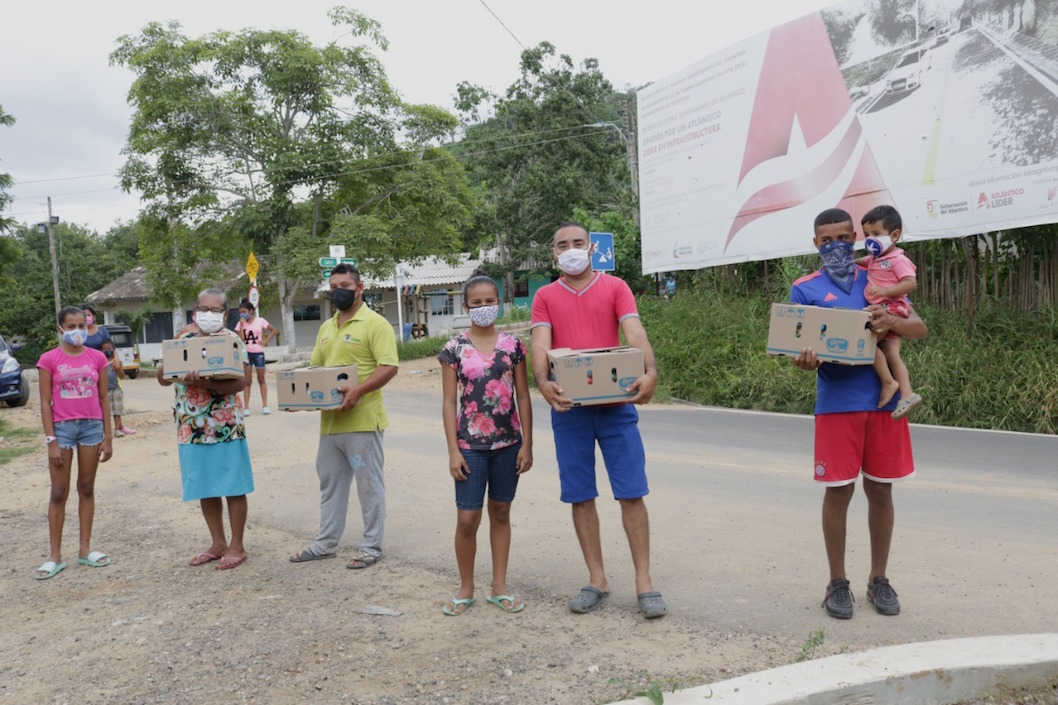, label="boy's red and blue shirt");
[790,266,899,415]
